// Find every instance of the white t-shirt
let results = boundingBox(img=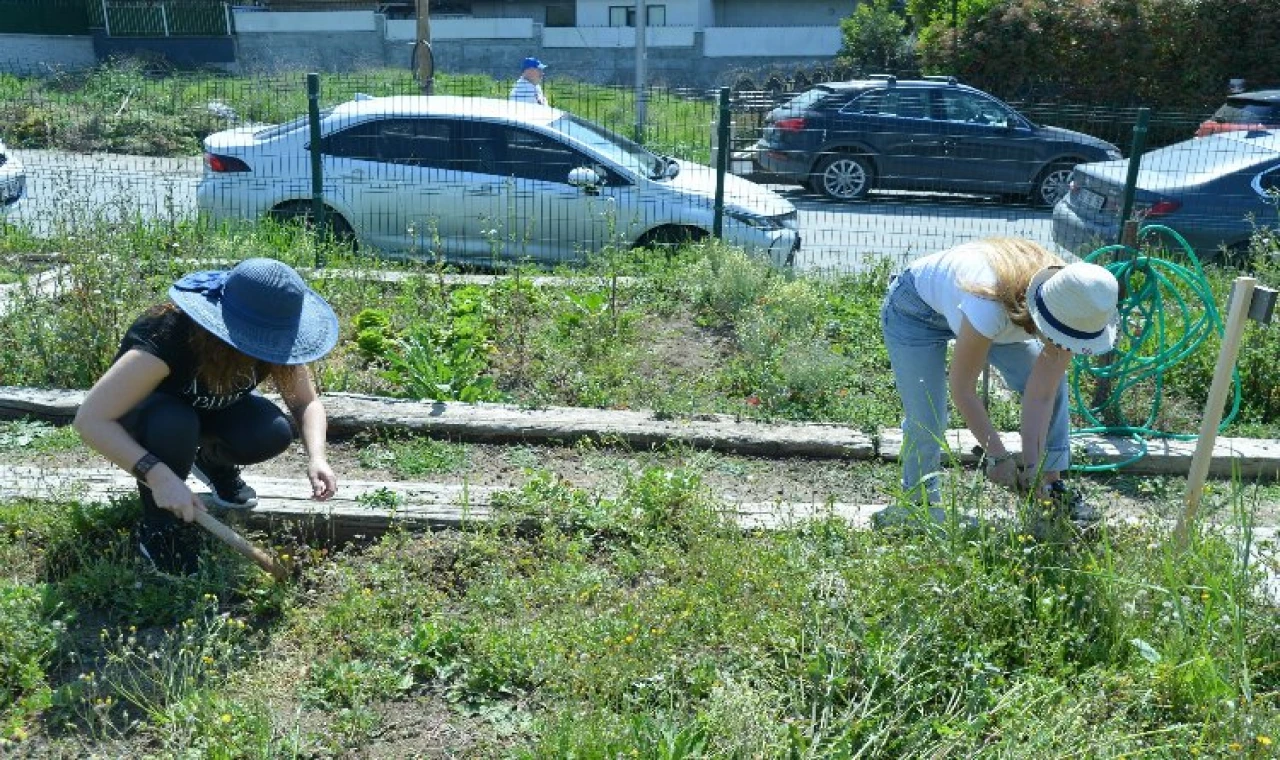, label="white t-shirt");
[510,77,547,105]
[907,241,1035,344]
